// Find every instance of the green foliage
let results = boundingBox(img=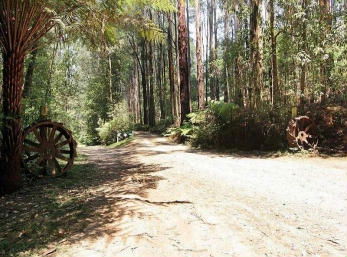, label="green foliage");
[165,122,194,144]
[97,101,134,145]
[208,101,238,124]
[187,111,206,125]
[149,118,174,134]
[98,118,133,145]
[134,123,150,131]
[169,102,289,151]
